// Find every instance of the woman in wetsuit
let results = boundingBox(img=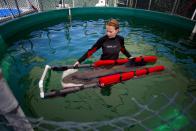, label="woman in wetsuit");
[74,19,132,67]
